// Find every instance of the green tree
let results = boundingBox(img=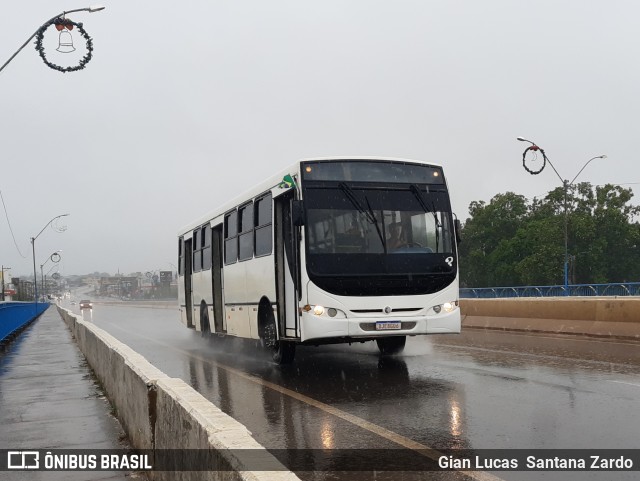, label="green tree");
[458,192,528,287]
[459,183,640,287]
